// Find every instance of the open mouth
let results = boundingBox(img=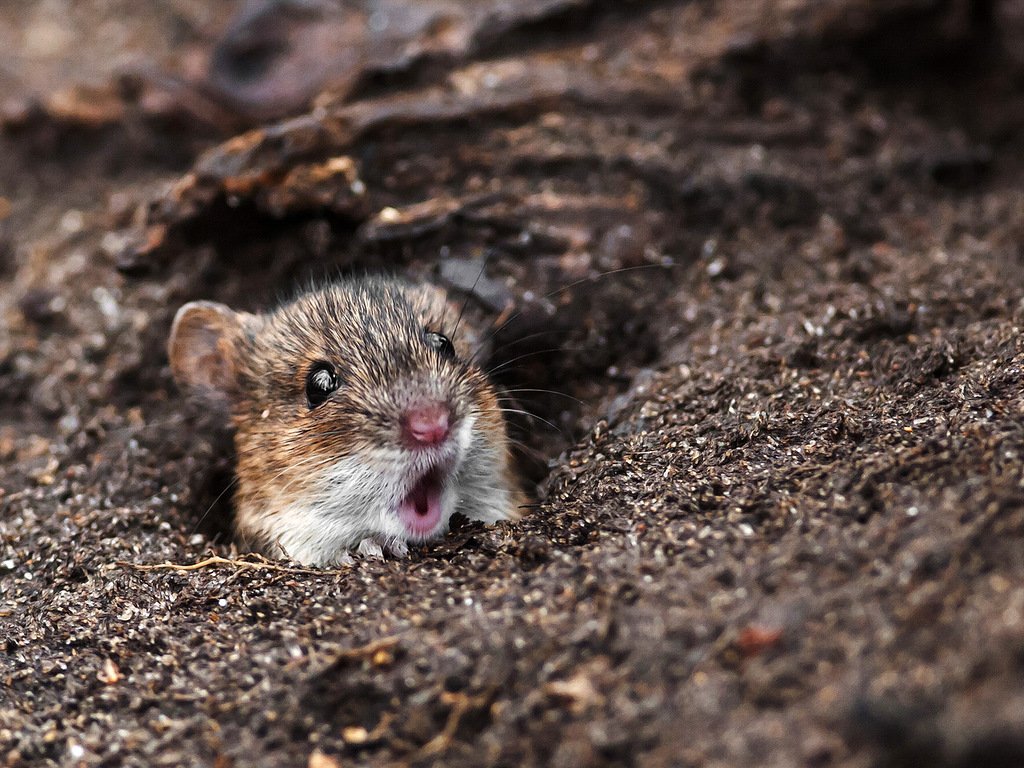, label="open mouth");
[397,467,445,537]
